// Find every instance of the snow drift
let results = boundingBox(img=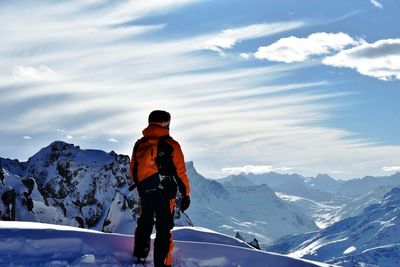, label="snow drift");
[0,221,330,267]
